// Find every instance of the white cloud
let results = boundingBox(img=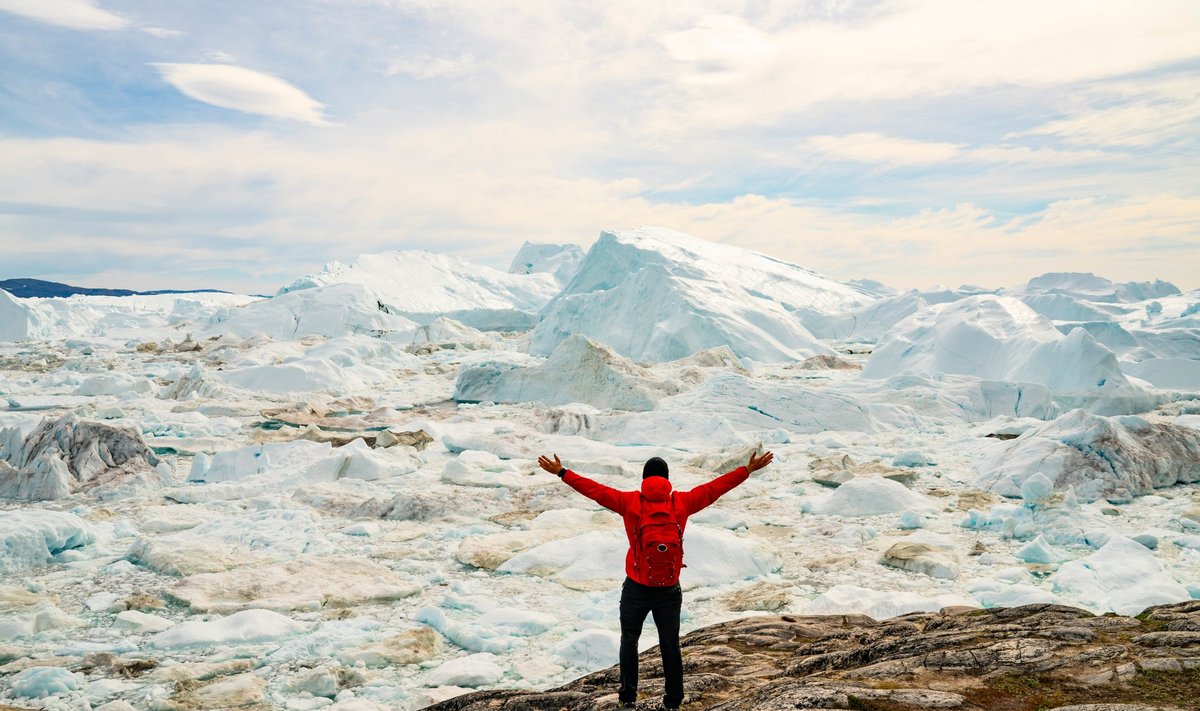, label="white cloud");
[153,63,328,125]
[338,1,1200,134]
[807,133,962,165]
[1015,76,1200,148]
[387,53,476,79]
[141,26,184,39]
[0,127,1195,292]
[650,0,1200,131]
[806,133,1112,167]
[0,0,128,30]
